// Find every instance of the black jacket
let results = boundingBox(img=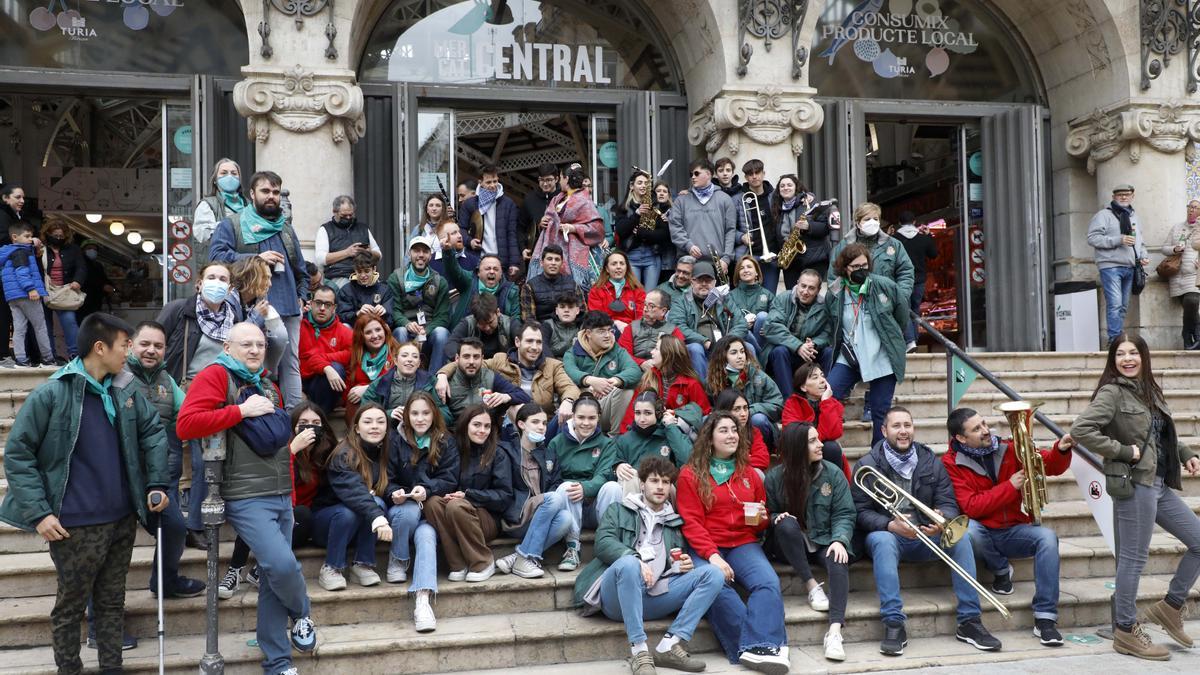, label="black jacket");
[386,434,460,497]
[312,440,388,521]
[458,194,521,271]
[44,243,87,287]
[614,201,672,254]
[457,444,514,516]
[336,279,395,328]
[851,440,959,534]
[499,439,562,525]
[737,182,778,257]
[518,188,560,252]
[896,230,939,284]
[156,295,247,383]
